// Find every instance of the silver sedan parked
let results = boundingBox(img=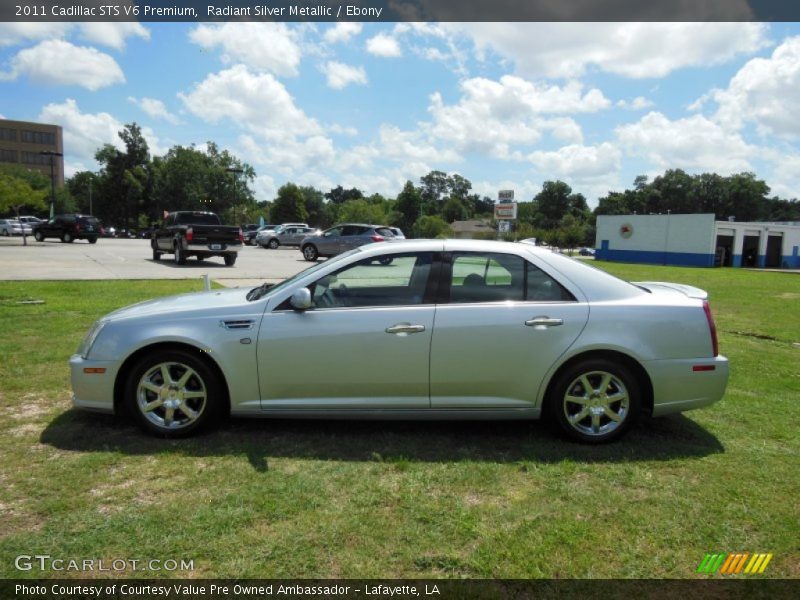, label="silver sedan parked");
[70,240,728,442]
[300,223,397,261]
[258,225,319,249]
